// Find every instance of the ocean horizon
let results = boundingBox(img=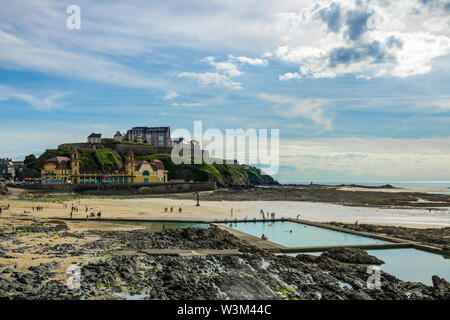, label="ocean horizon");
[282,181,450,191]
